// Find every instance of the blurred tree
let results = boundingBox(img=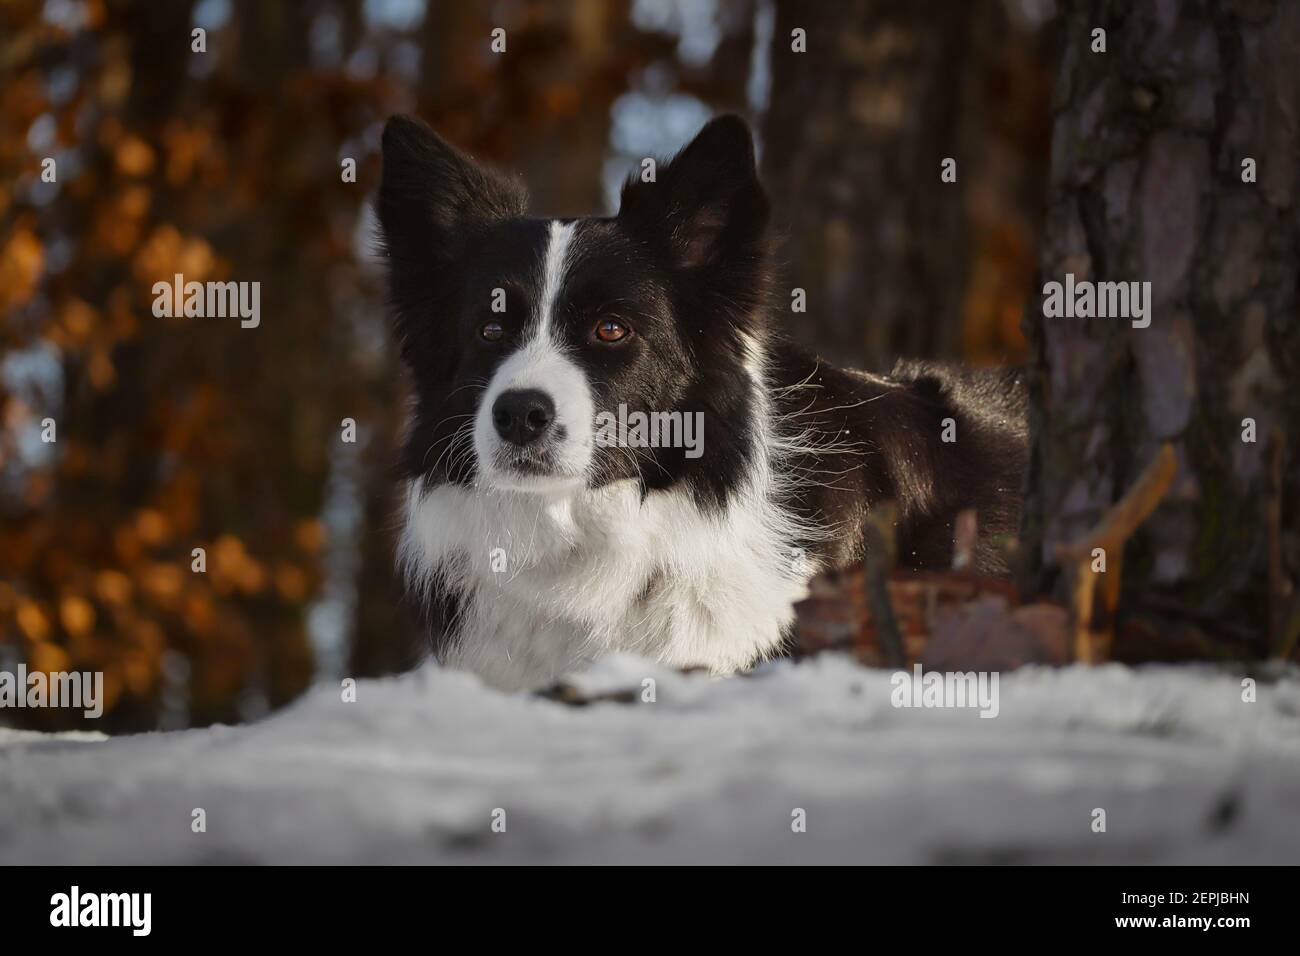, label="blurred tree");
[0,0,403,730]
[1022,0,1300,658]
[761,0,1049,369]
